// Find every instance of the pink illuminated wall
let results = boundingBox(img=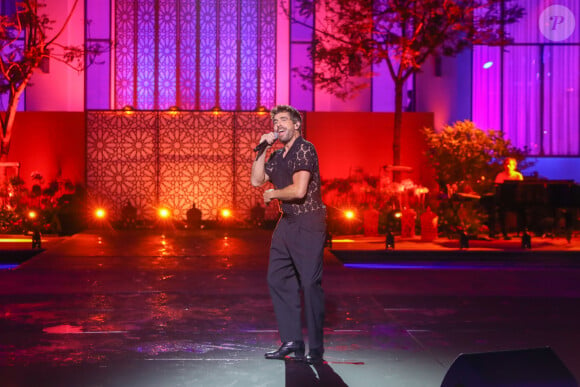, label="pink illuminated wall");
[25,0,85,111]
[472,0,579,156]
